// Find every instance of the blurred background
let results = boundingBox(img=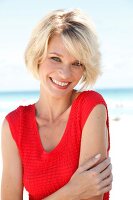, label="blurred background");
[0,0,133,199]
